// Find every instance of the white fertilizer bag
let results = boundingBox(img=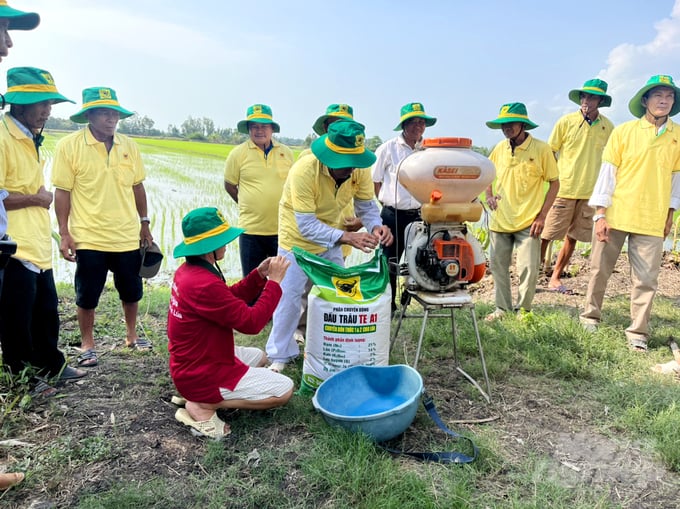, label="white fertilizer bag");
[292,247,391,393]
